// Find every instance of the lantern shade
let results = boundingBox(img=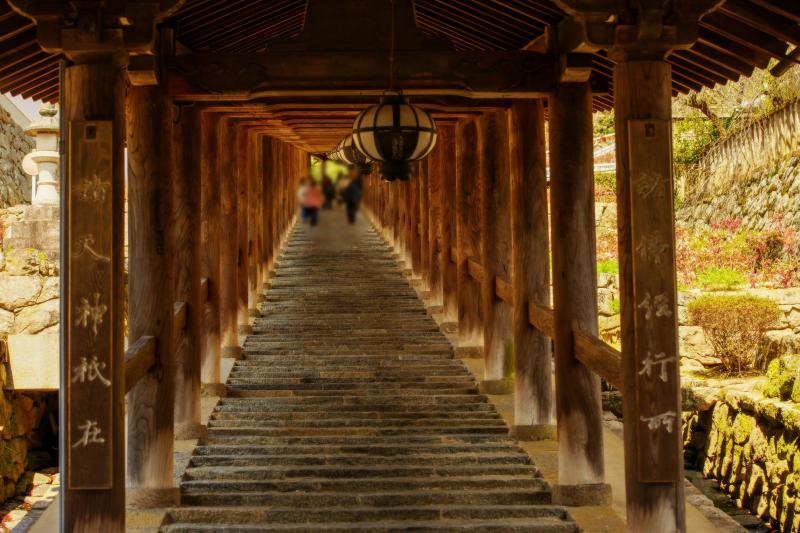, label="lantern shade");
[329,136,373,176]
[352,94,437,181]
